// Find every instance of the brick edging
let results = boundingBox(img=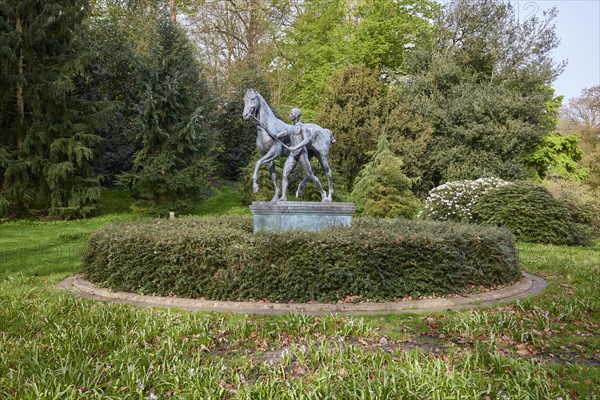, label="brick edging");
[57,273,546,315]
